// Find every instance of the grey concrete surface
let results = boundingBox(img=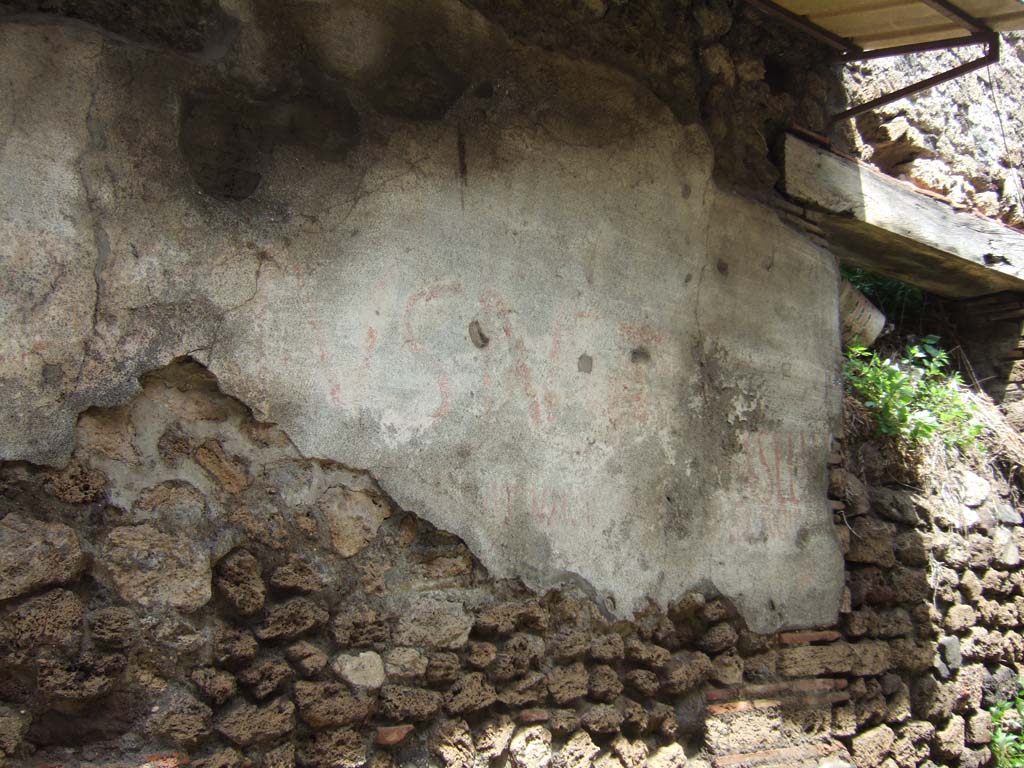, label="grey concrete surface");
[0,0,844,631]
